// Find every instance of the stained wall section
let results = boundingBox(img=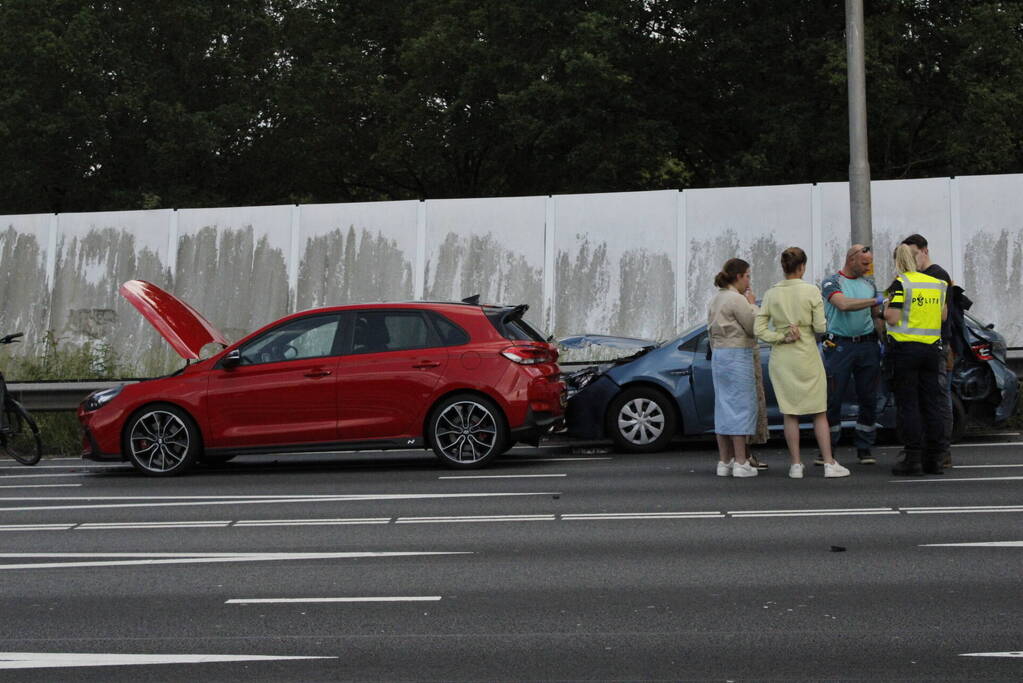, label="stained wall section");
[424,196,546,326]
[553,190,677,340]
[683,184,812,332]
[296,201,418,311]
[958,174,1023,345]
[50,210,173,373]
[0,213,51,345]
[174,205,292,343]
[2,173,1022,377]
